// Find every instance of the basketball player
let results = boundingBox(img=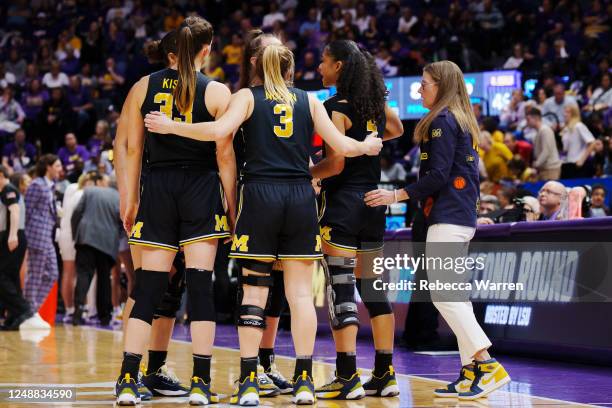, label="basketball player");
[365,61,511,400]
[144,43,382,406]
[312,40,404,400]
[115,16,237,406]
[114,30,189,400]
[237,30,292,397]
